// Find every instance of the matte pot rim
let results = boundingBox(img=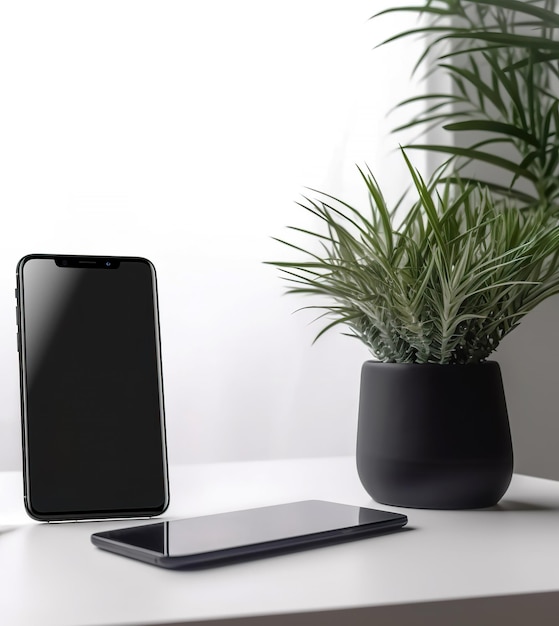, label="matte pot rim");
[362,360,500,369]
